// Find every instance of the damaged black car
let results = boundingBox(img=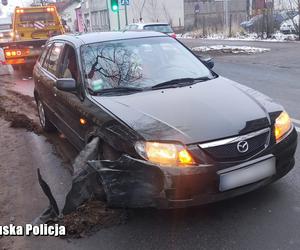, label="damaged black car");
[33,31,297,209]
